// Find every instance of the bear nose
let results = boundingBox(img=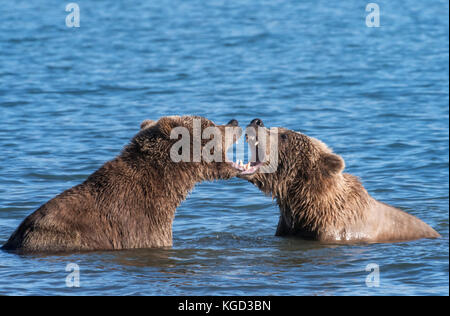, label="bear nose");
[249,118,264,127]
[227,119,239,126]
